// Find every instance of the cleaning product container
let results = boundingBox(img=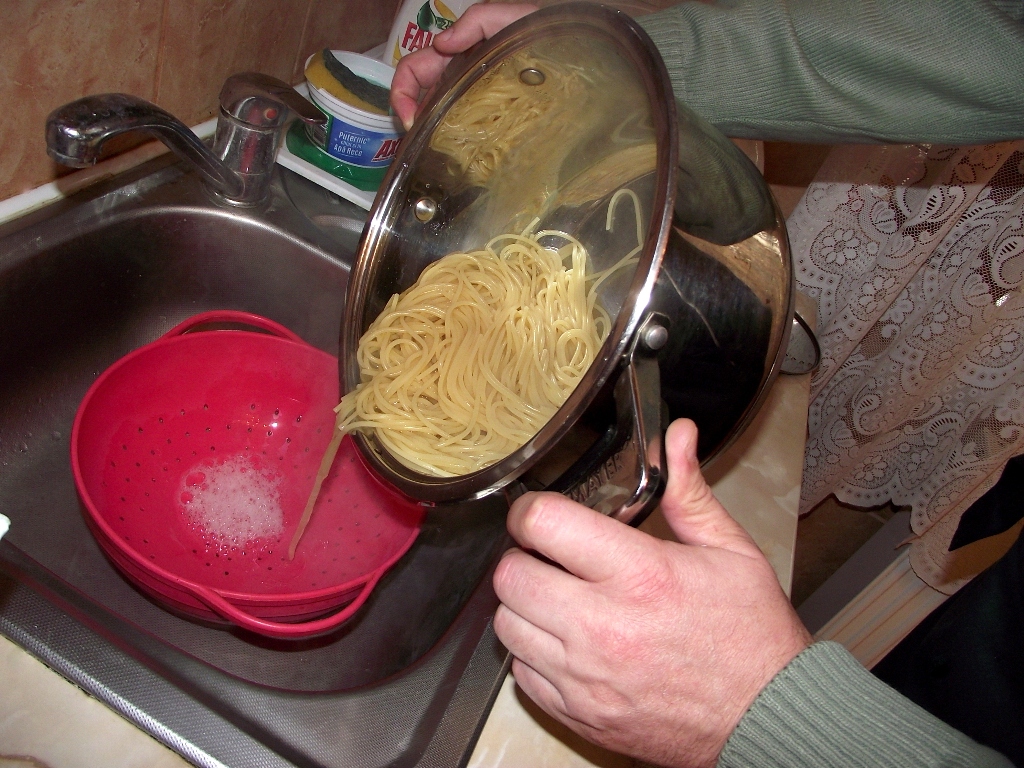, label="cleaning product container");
[385,0,480,67]
[295,51,404,191]
[71,311,424,639]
